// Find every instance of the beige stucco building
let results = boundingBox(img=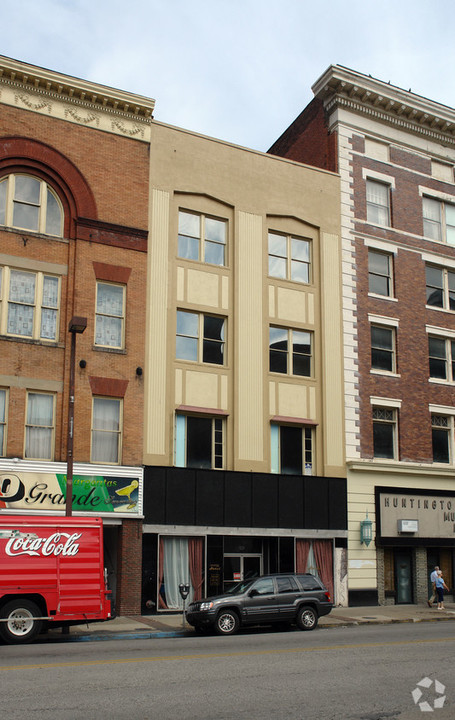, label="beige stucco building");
[141,121,348,611]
